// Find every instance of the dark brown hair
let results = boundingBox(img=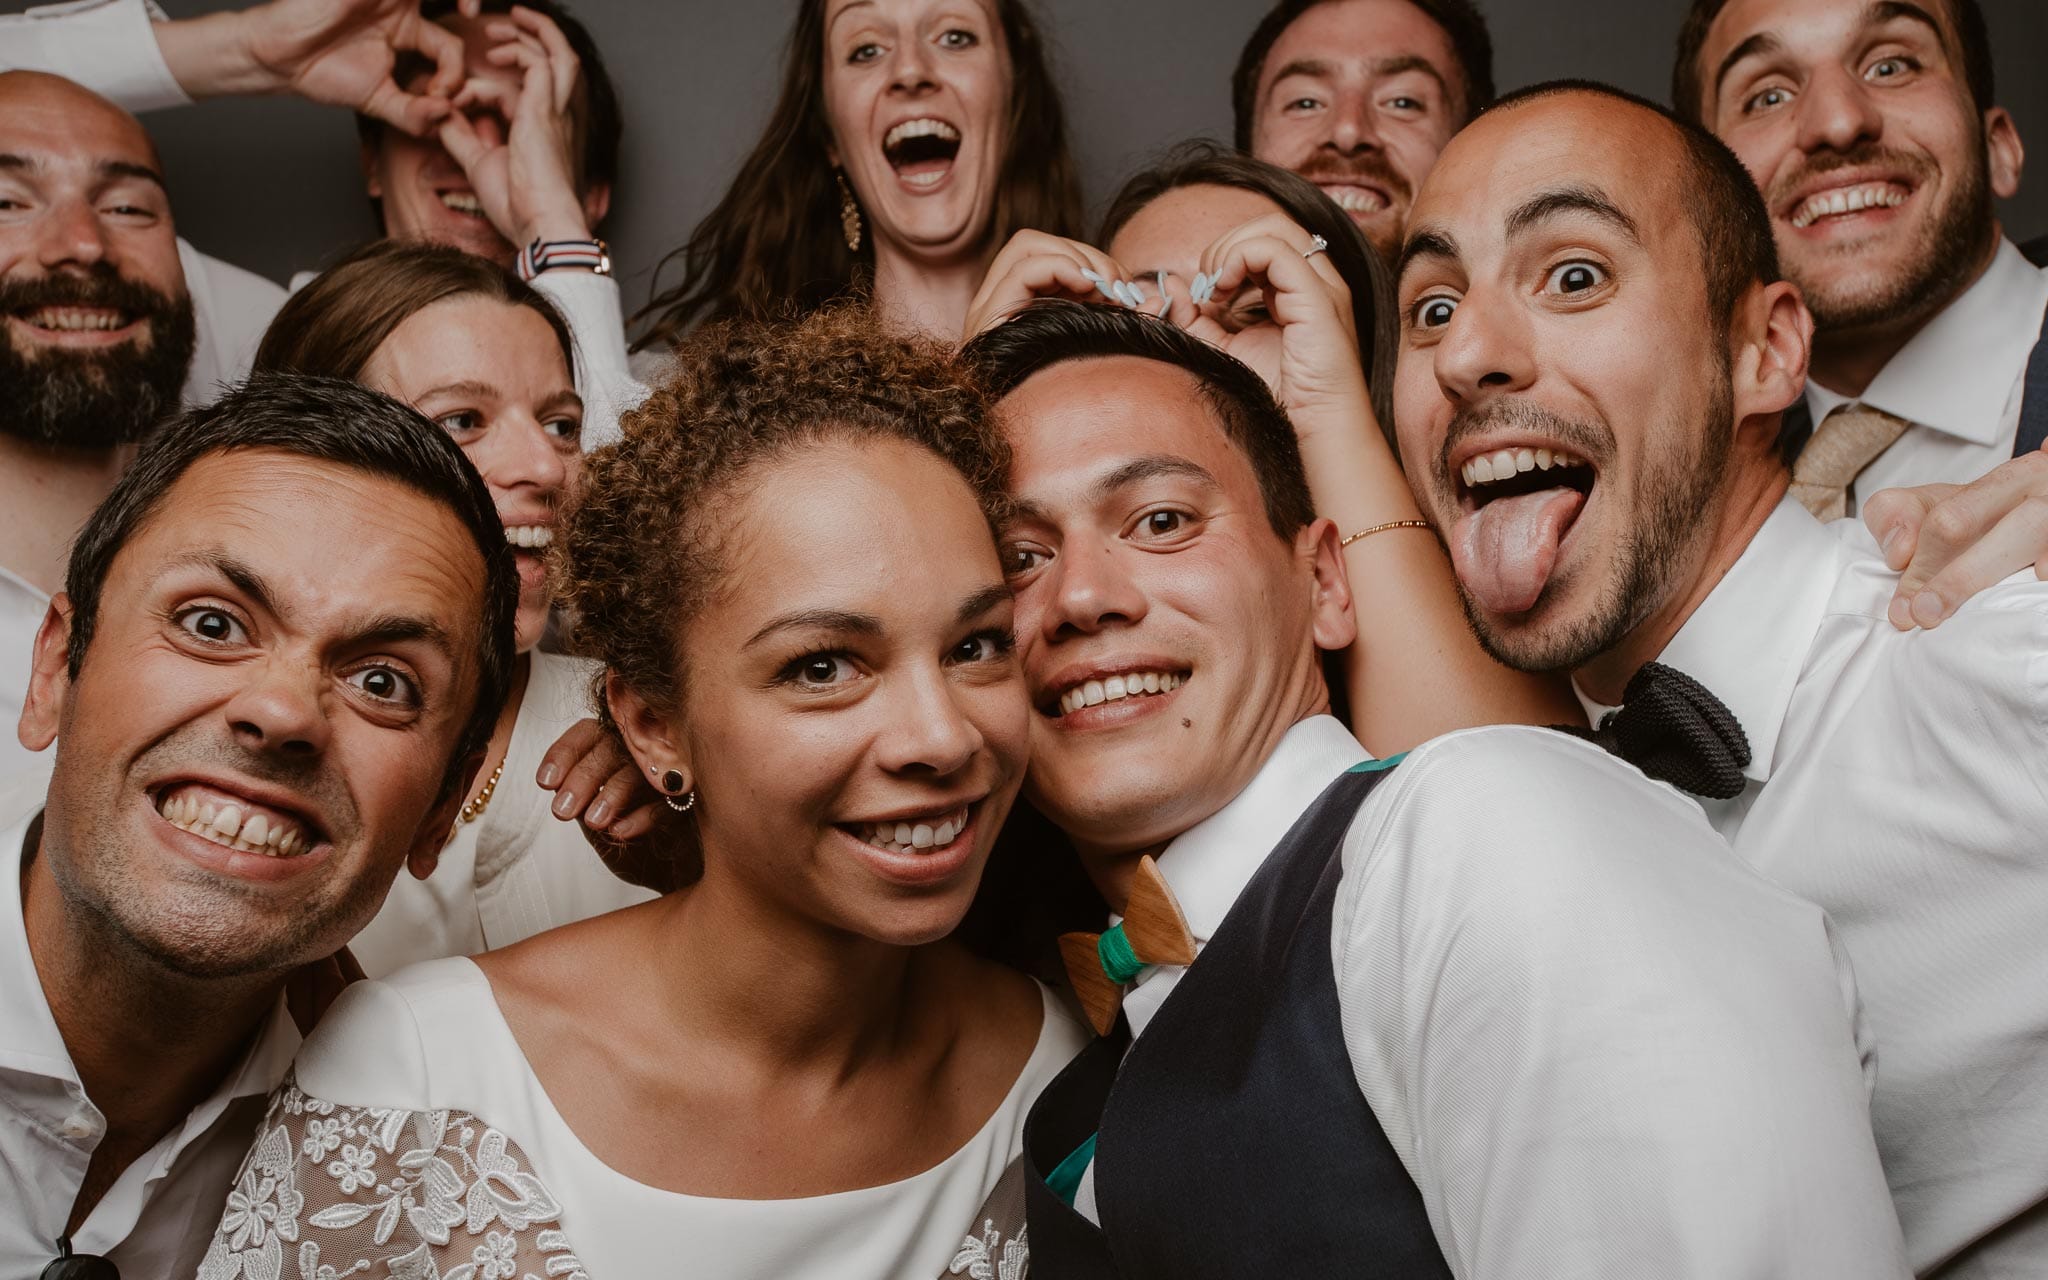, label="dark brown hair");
[963,298,1317,539]
[629,0,1082,351]
[1097,141,1397,442]
[253,240,574,384]
[559,306,1009,729]
[1232,0,1497,148]
[1672,0,1994,125]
